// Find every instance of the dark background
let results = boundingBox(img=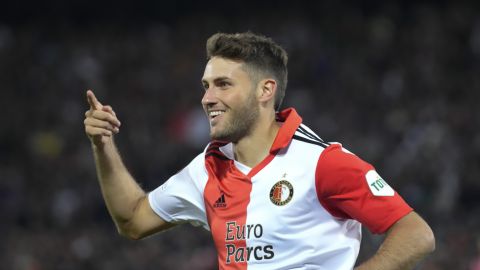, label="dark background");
[1,0,479,269]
